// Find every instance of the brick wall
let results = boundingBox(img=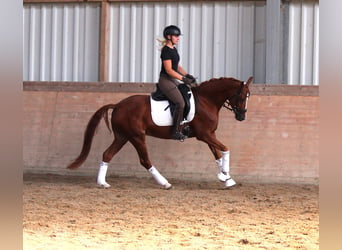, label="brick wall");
[23,82,319,184]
